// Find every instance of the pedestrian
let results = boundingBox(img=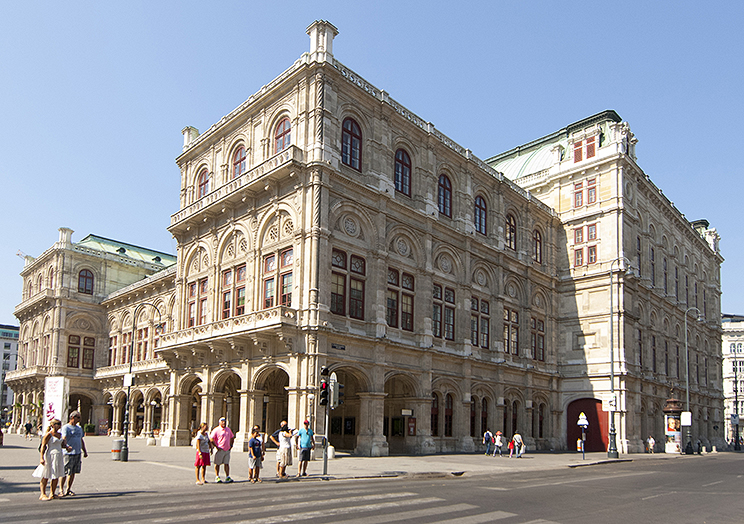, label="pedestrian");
[210,417,235,483]
[193,422,212,485]
[508,436,515,458]
[296,420,314,477]
[270,420,294,479]
[647,435,655,453]
[492,431,503,457]
[60,411,87,497]
[25,421,33,440]
[482,428,494,455]
[248,427,263,483]
[32,419,69,500]
[513,431,524,457]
